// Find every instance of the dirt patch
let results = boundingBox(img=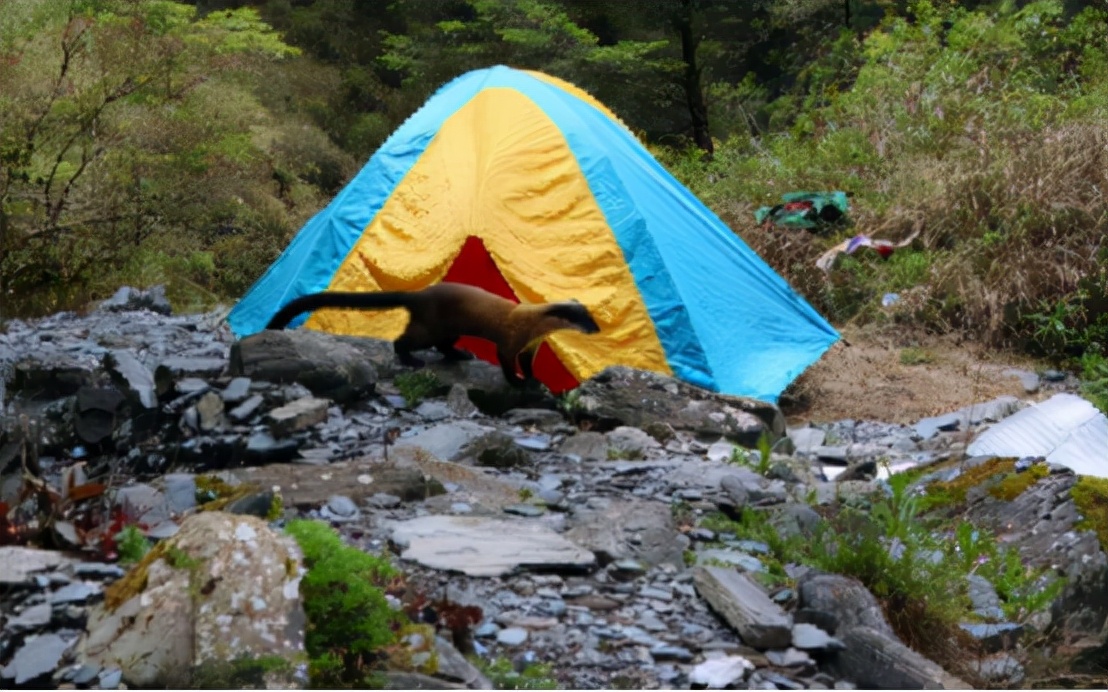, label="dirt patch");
[781,324,1048,425]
